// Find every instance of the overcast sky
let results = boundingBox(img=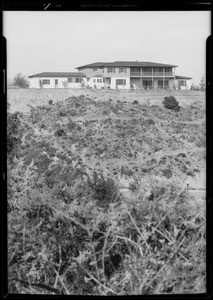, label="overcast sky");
[3,11,211,85]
